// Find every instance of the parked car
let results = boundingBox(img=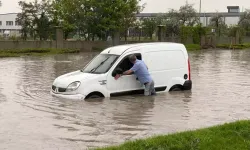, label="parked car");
[51,42,192,100]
